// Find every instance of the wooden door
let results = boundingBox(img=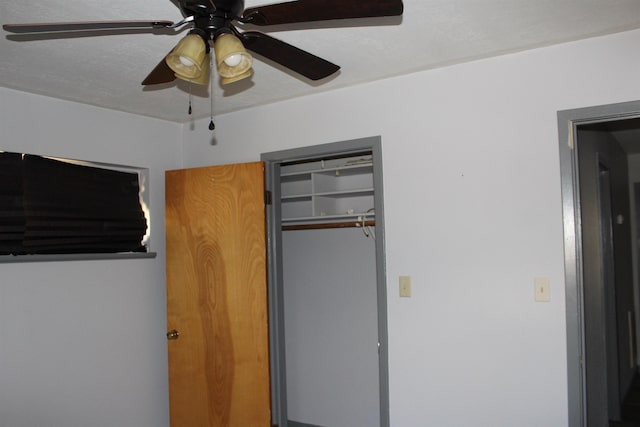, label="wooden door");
[165,162,271,427]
